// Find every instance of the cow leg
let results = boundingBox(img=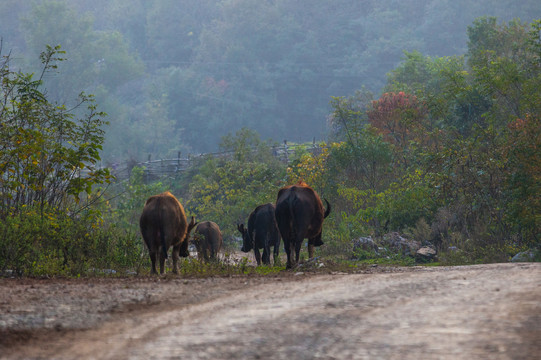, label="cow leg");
[287,240,298,268]
[149,250,158,275]
[307,237,316,259]
[254,247,262,266]
[172,244,181,274]
[205,245,211,262]
[142,230,159,274]
[159,248,166,275]
[210,240,217,261]
[284,239,293,269]
[202,245,208,262]
[273,235,281,266]
[262,234,271,265]
[294,239,302,266]
[262,246,270,265]
[308,243,315,258]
